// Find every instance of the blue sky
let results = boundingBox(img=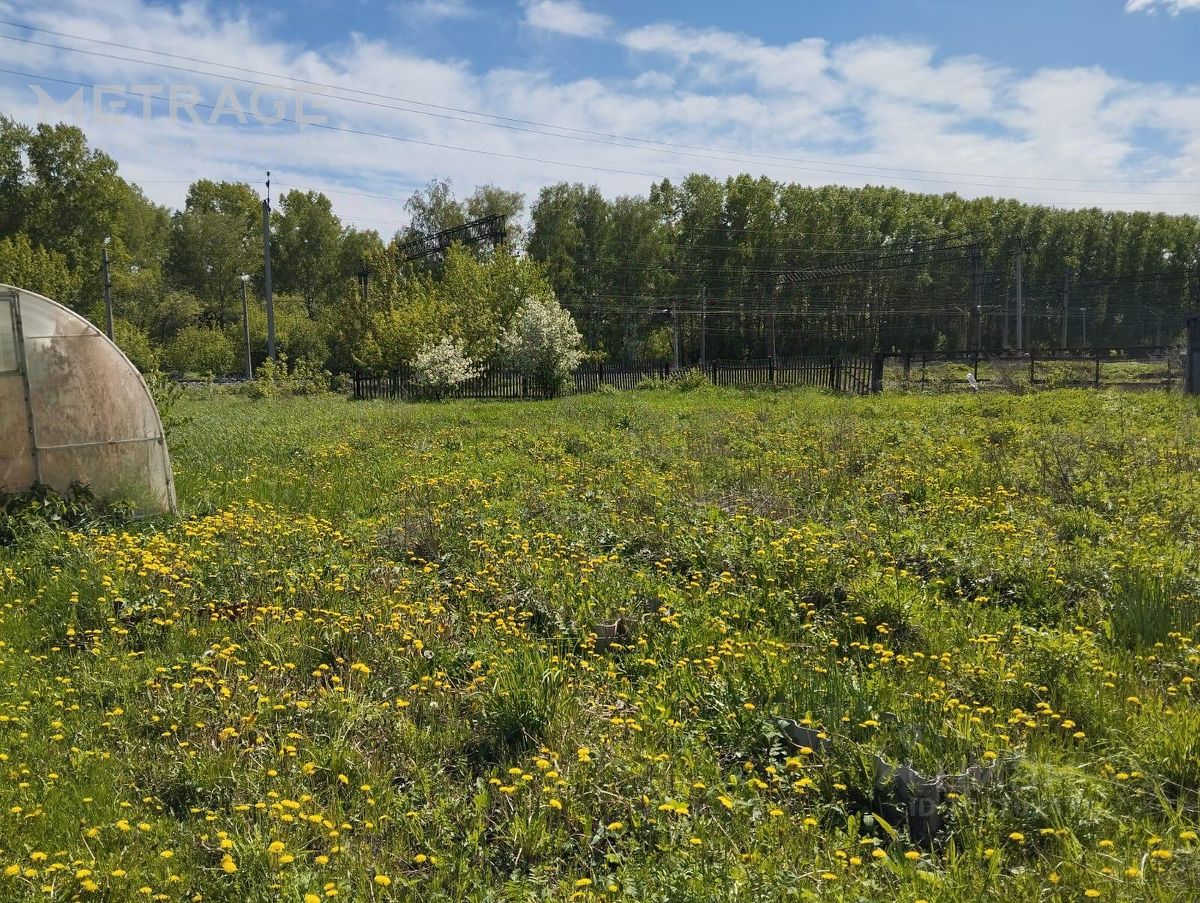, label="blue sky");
[1,0,1198,231]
